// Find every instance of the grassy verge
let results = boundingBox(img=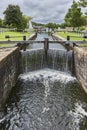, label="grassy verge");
[55,31,87,41]
[0,30,34,47]
[0,31,34,41]
[0,44,13,47]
